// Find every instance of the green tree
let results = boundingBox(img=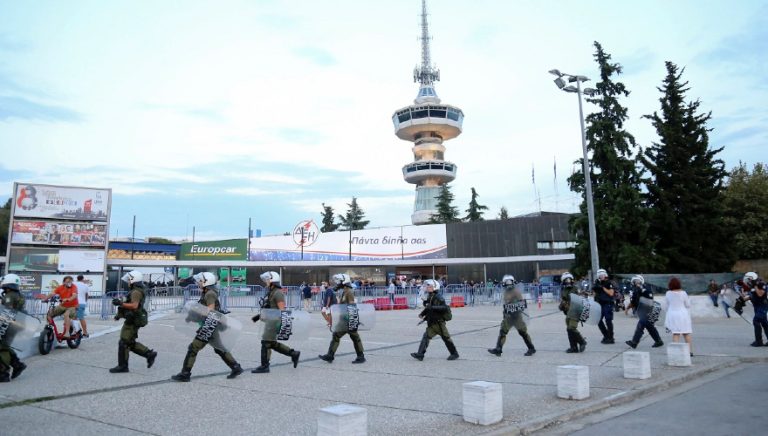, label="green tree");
[429,184,460,224]
[464,187,488,222]
[567,42,659,277]
[147,237,175,244]
[498,206,509,220]
[641,61,734,272]
[320,203,339,232]
[0,198,10,255]
[337,197,370,230]
[722,162,768,259]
